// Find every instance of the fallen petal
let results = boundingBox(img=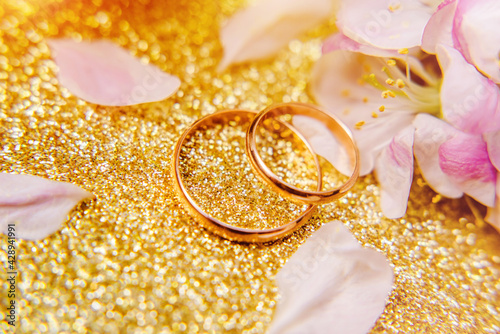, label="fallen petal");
[0,173,95,240]
[268,221,393,334]
[375,125,414,218]
[218,0,334,71]
[336,0,433,50]
[413,114,463,198]
[48,39,181,106]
